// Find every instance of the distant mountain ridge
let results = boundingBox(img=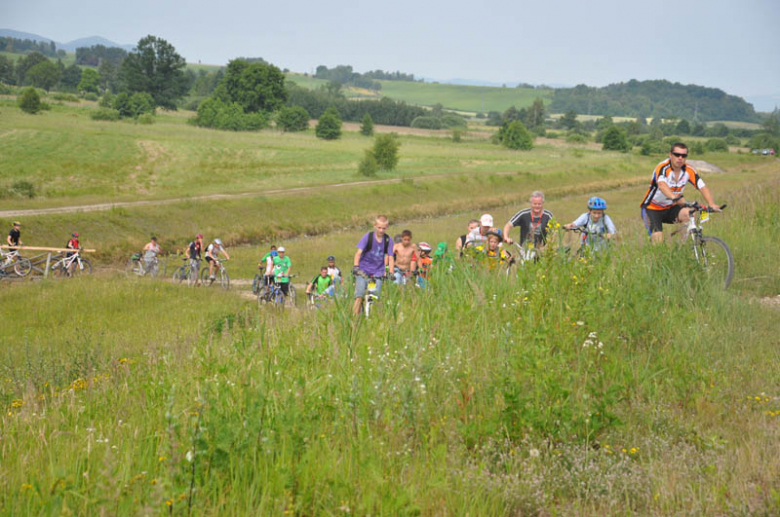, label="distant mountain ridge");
[0,28,134,52]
